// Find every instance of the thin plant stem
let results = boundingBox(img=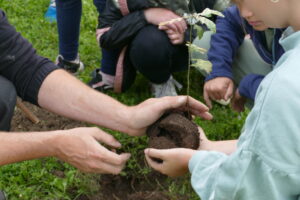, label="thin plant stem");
[186,24,194,114]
